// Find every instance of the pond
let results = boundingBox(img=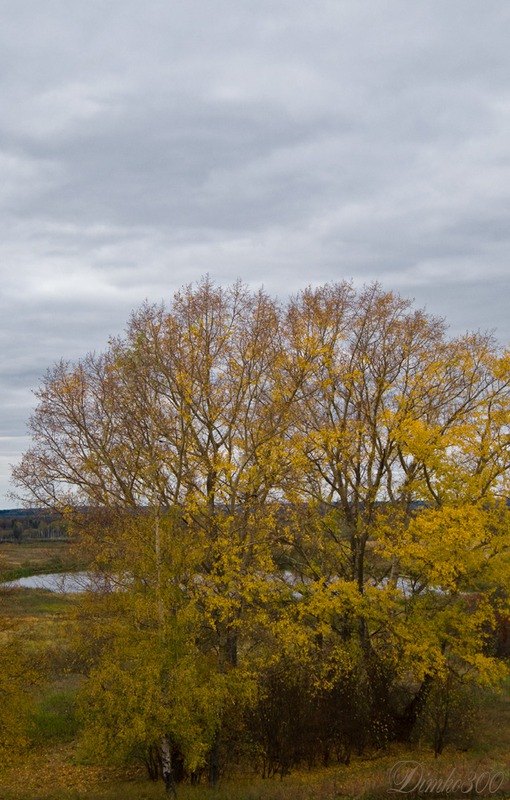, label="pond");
[4,571,94,593]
